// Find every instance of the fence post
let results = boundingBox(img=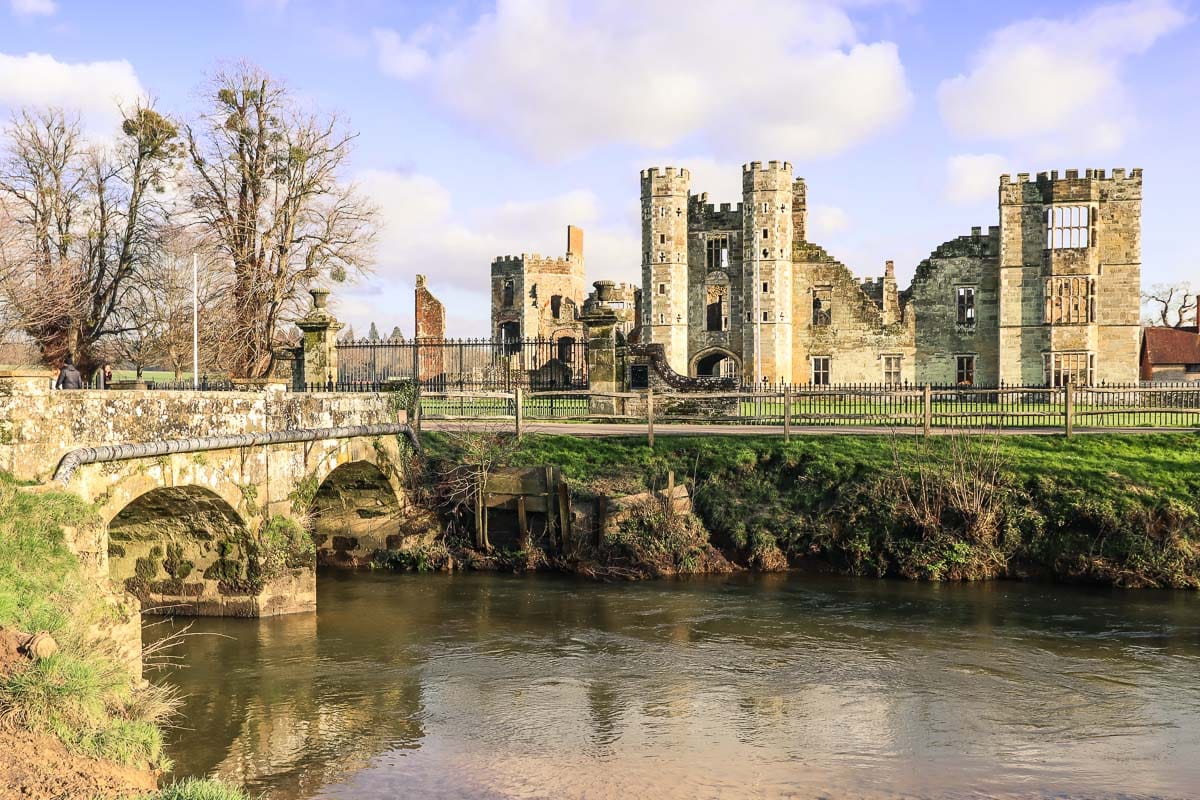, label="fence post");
[1064,381,1074,438]
[647,388,655,449]
[783,383,792,442]
[515,387,523,440]
[411,338,422,433]
[923,384,932,436]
